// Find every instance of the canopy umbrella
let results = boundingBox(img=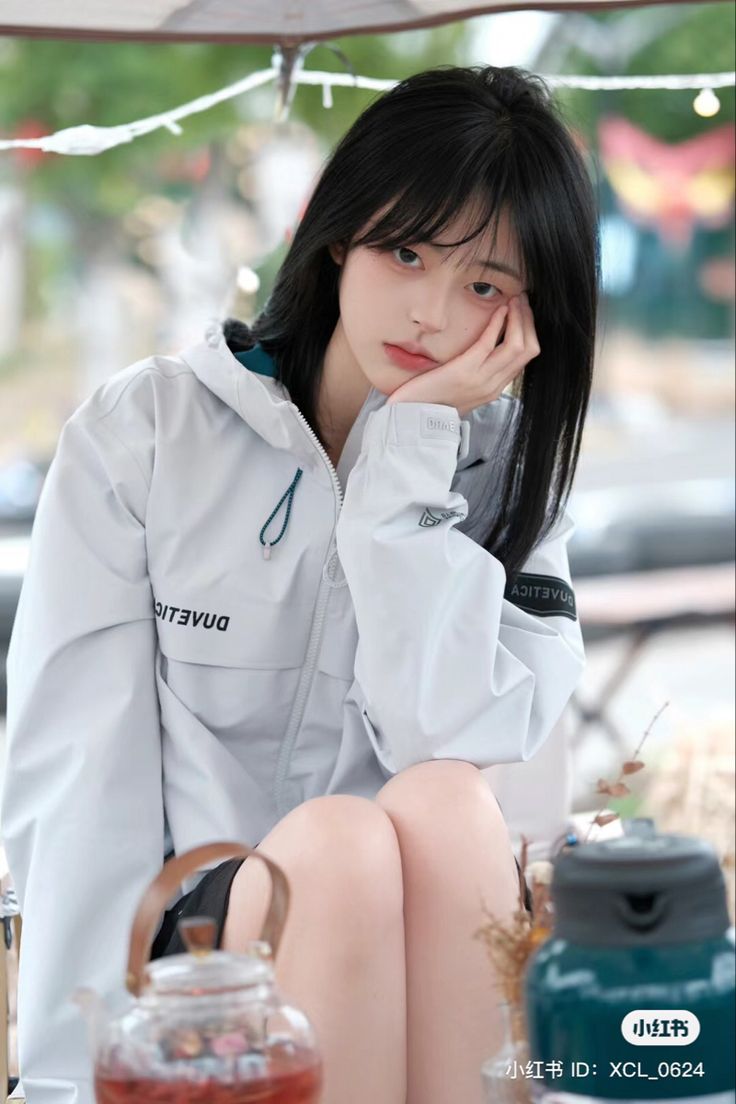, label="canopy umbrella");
[0,0,708,44]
